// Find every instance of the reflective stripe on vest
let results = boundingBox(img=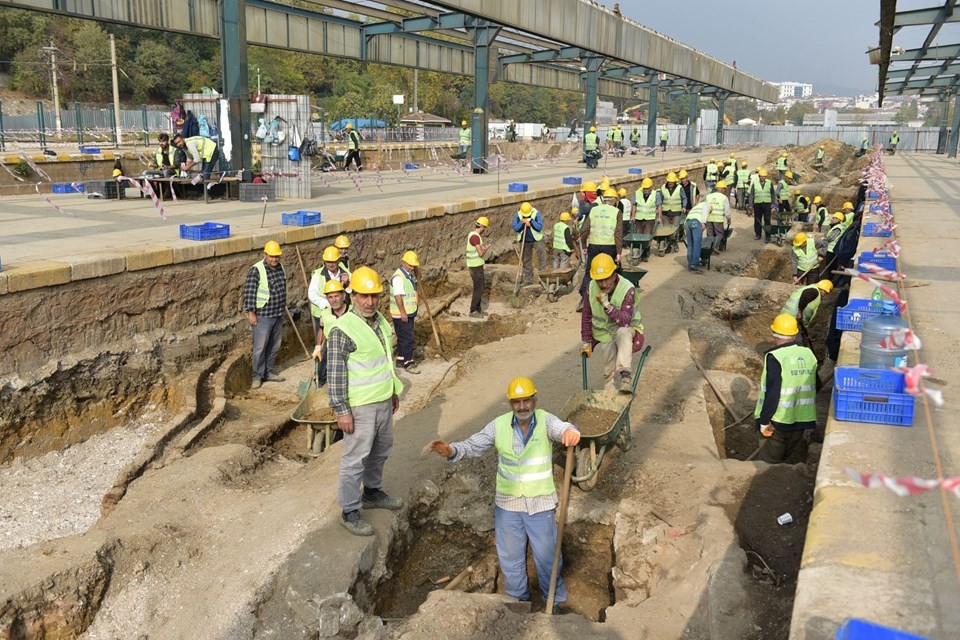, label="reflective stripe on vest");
[634,190,657,221]
[736,169,751,188]
[588,277,643,343]
[553,222,571,251]
[781,284,822,326]
[336,311,397,407]
[706,163,718,180]
[754,344,817,424]
[753,180,774,204]
[584,133,599,151]
[185,136,216,161]
[389,268,418,317]
[705,192,727,222]
[459,128,470,146]
[516,213,544,242]
[793,237,818,271]
[778,180,792,201]
[588,204,618,245]
[254,260,286,309]
[494,410,556,497]
[660,184,683,213]
[466,230,484,267]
